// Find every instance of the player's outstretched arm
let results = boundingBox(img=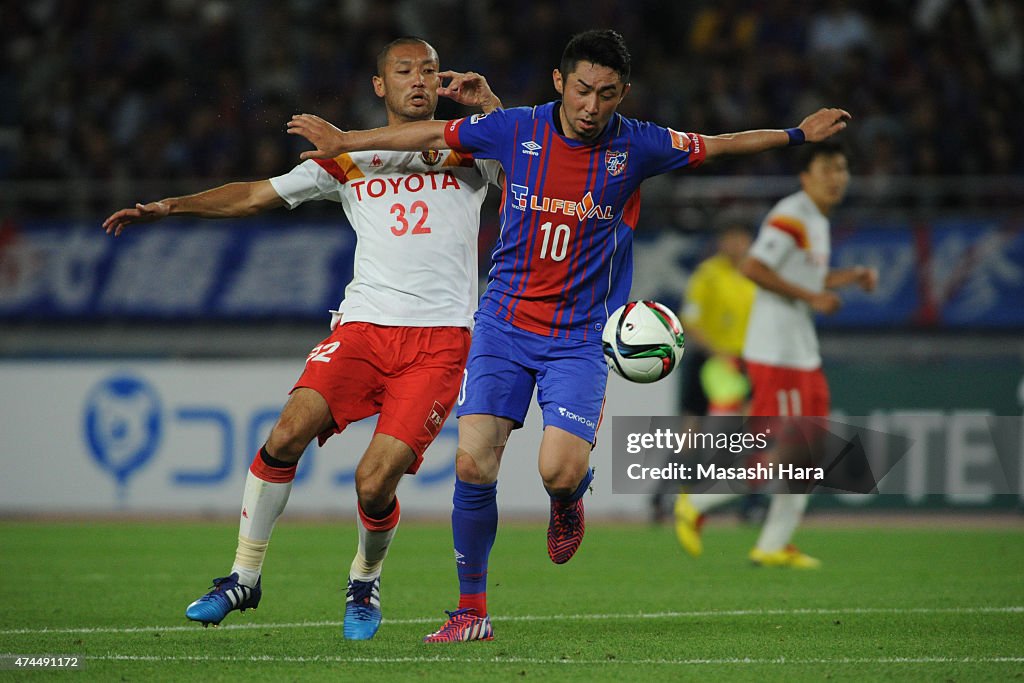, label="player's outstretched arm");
[287,115,449,161]
[741,256,842,315]
[102,180,284,236]
[438,70,503,113]
[826,265,878,292]
[702,108,851,160]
